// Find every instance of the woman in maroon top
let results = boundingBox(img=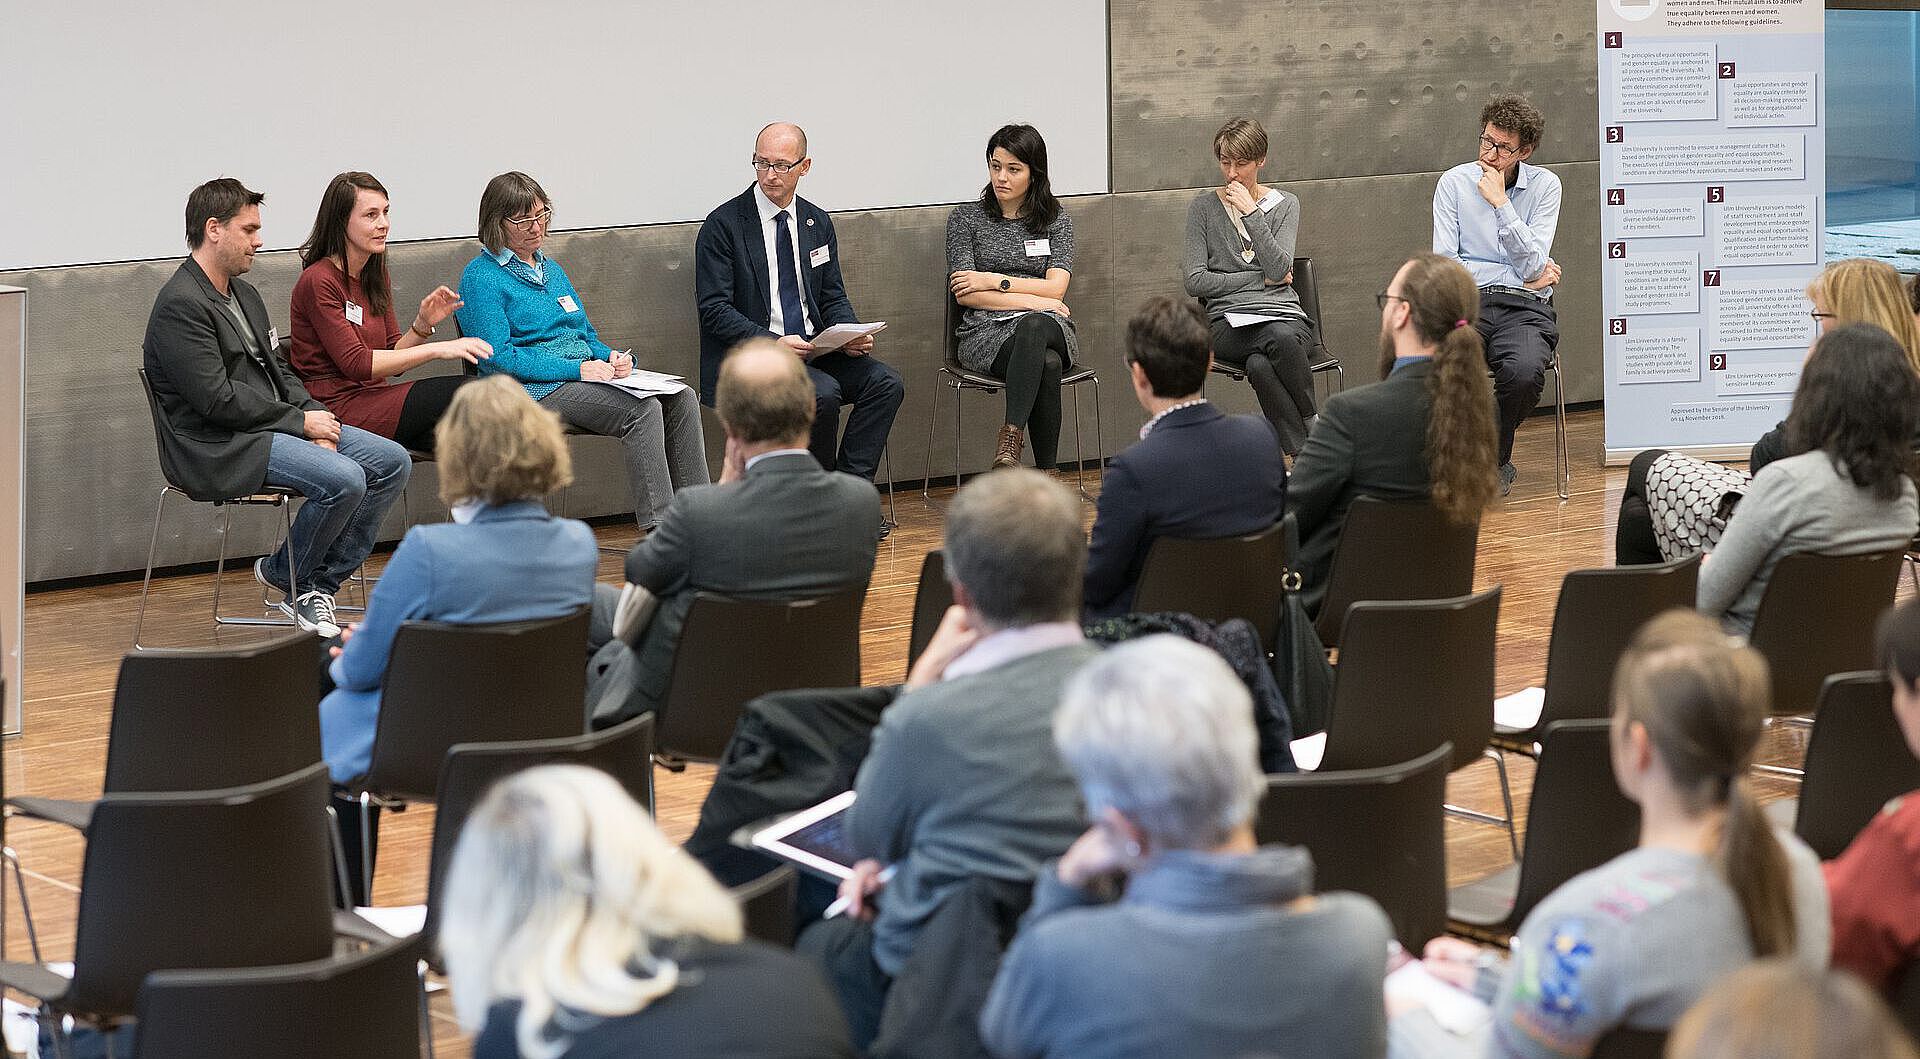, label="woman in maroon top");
[290,172,492,452]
